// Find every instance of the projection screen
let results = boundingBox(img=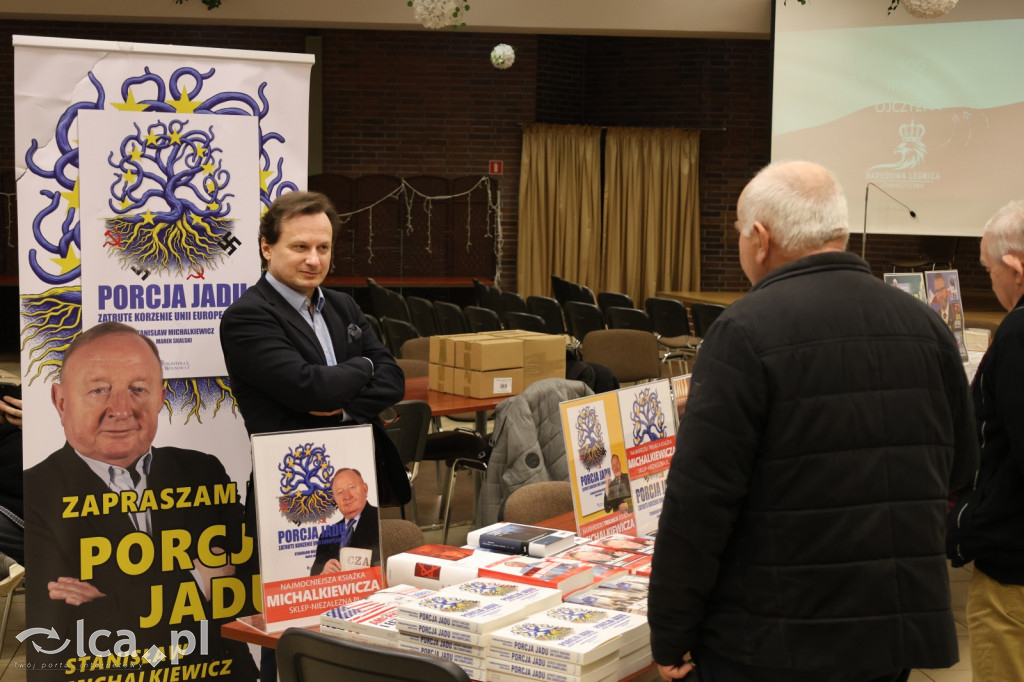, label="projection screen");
[772,0,1024,237]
